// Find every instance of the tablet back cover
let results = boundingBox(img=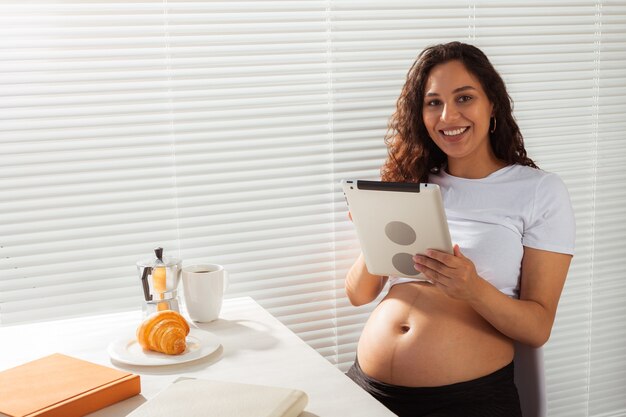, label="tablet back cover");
[343,180,452,278]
